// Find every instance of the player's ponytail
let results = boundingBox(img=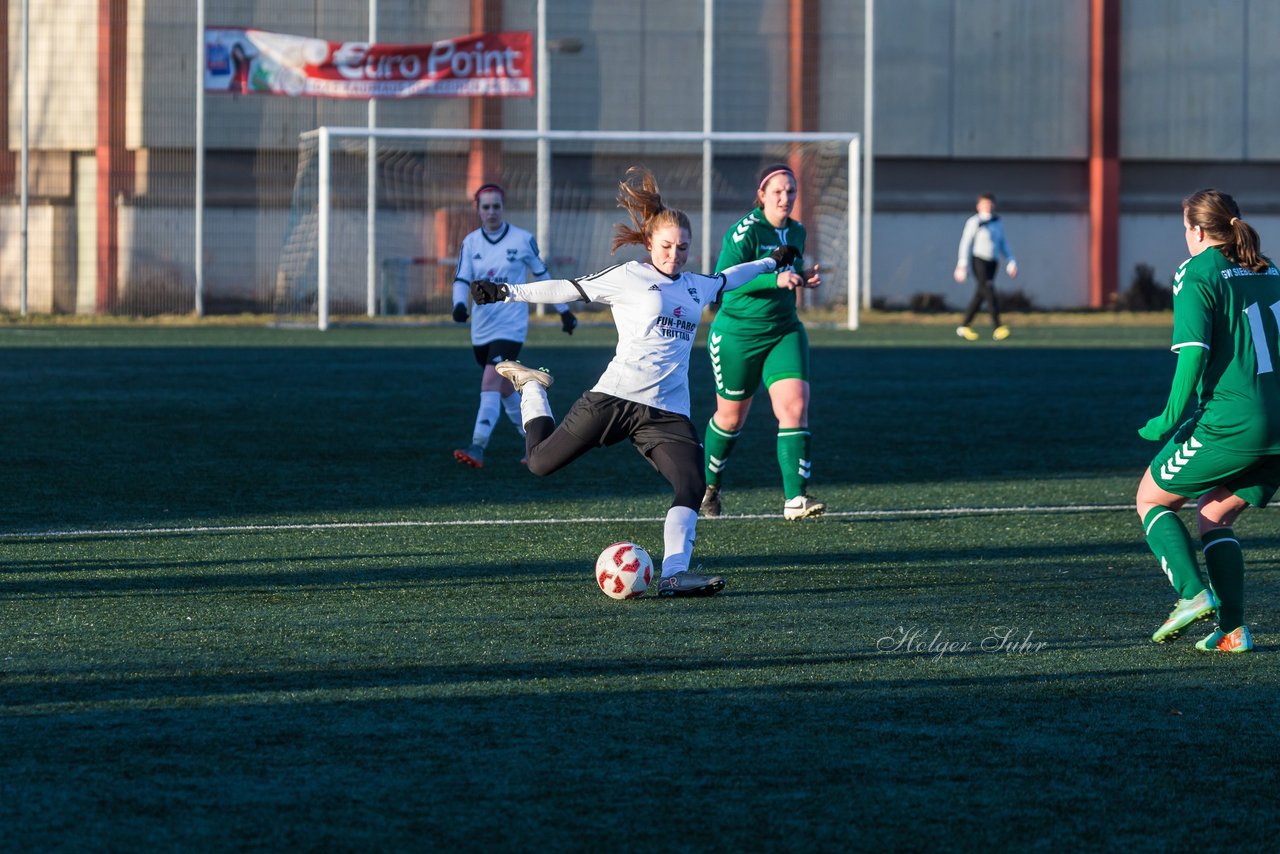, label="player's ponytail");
[1183,188,1270,272]
[611,167,691,253]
